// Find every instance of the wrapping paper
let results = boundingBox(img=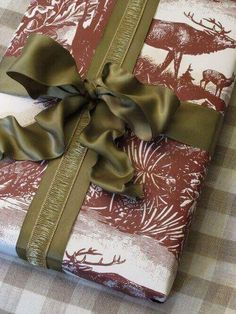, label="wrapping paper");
[0,0,235,302]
